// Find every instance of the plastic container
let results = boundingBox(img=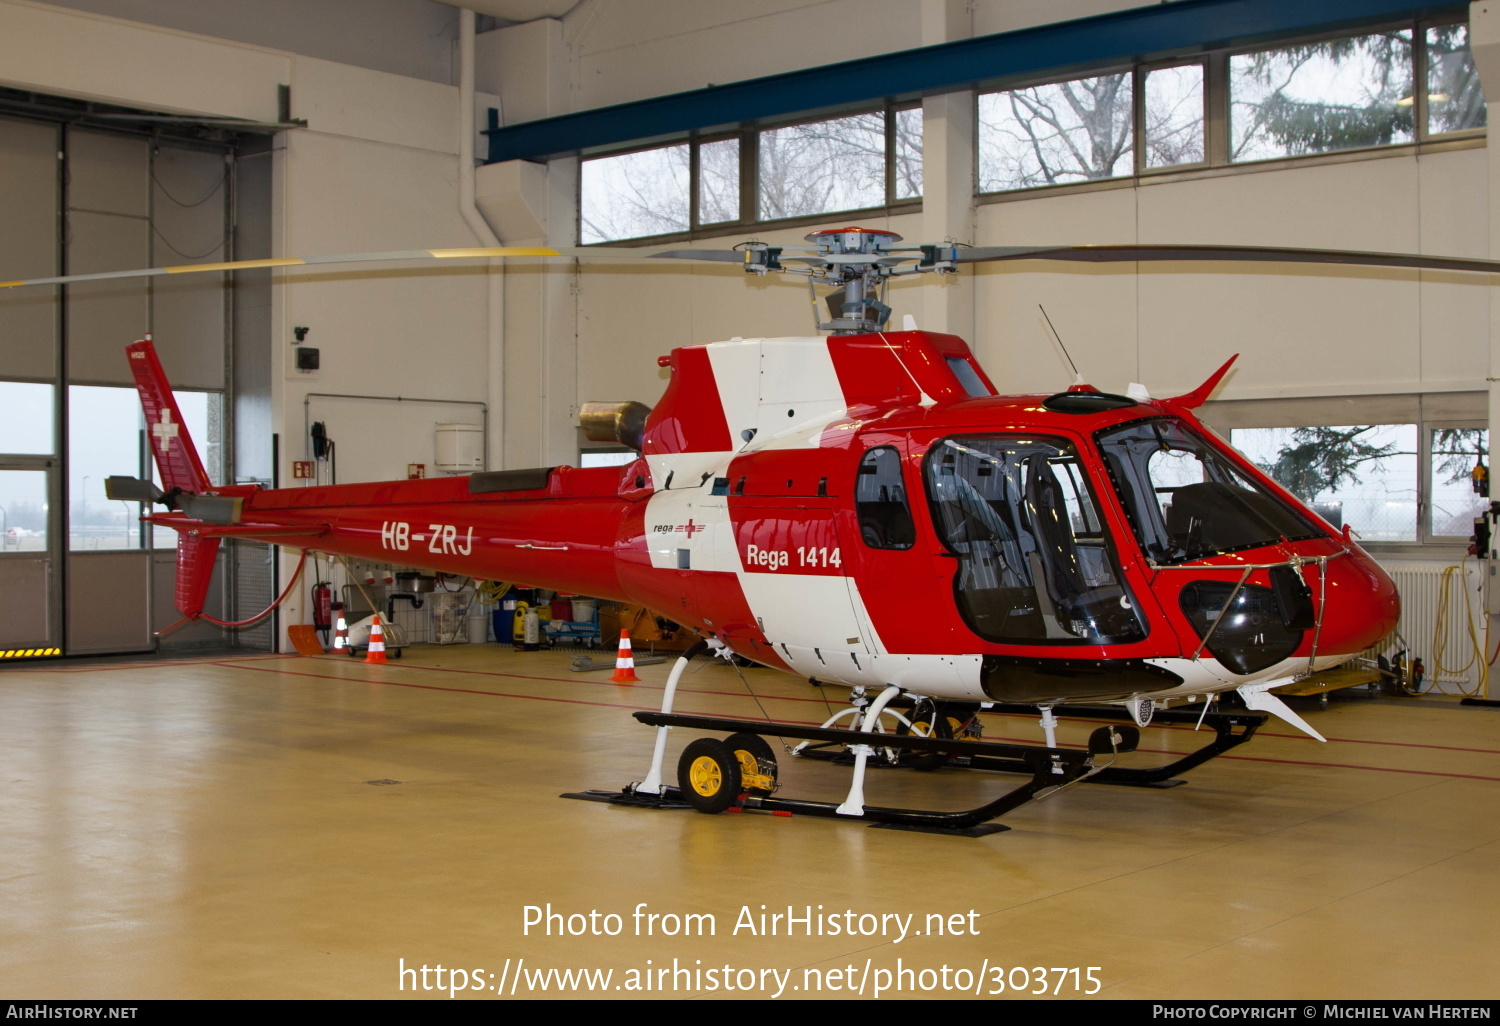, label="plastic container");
[435,423,484,473]
[430,592,469,644]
